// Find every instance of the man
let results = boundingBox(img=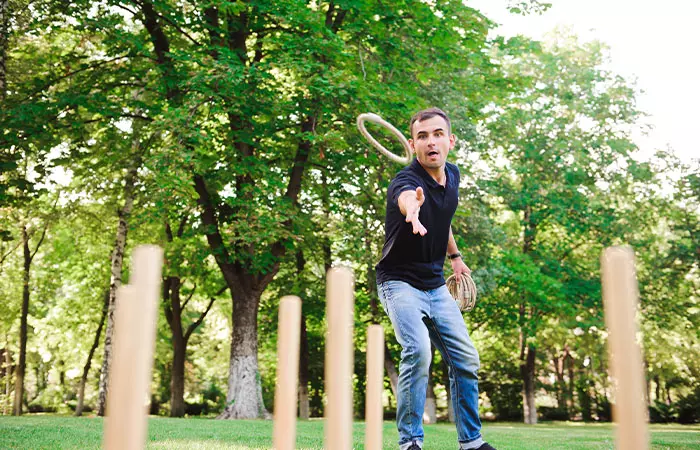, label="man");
[376,108,495,450]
